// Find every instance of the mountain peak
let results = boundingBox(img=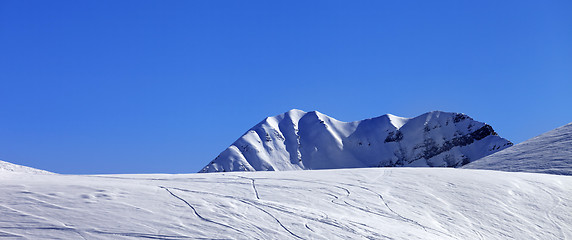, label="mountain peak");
[286,108,306,114]
[200,110,512,173]
[385,113,409,130]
